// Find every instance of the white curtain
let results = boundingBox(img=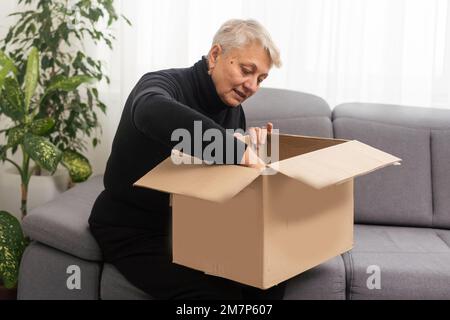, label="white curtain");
[98,0,450,110]
[1,0,450,174]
